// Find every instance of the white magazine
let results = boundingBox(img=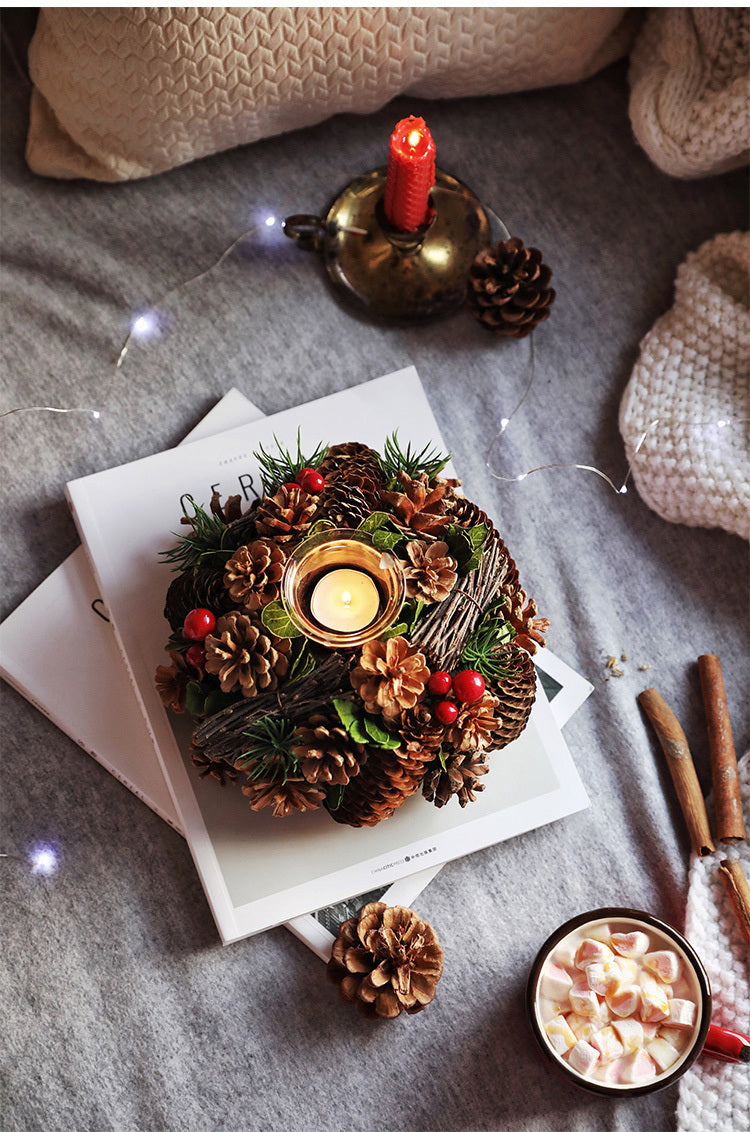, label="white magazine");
[63,368,591,943]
